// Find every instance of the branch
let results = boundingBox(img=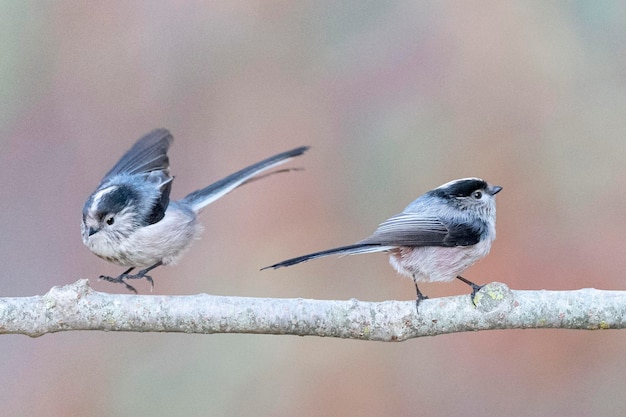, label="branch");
[0,280,624,340]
